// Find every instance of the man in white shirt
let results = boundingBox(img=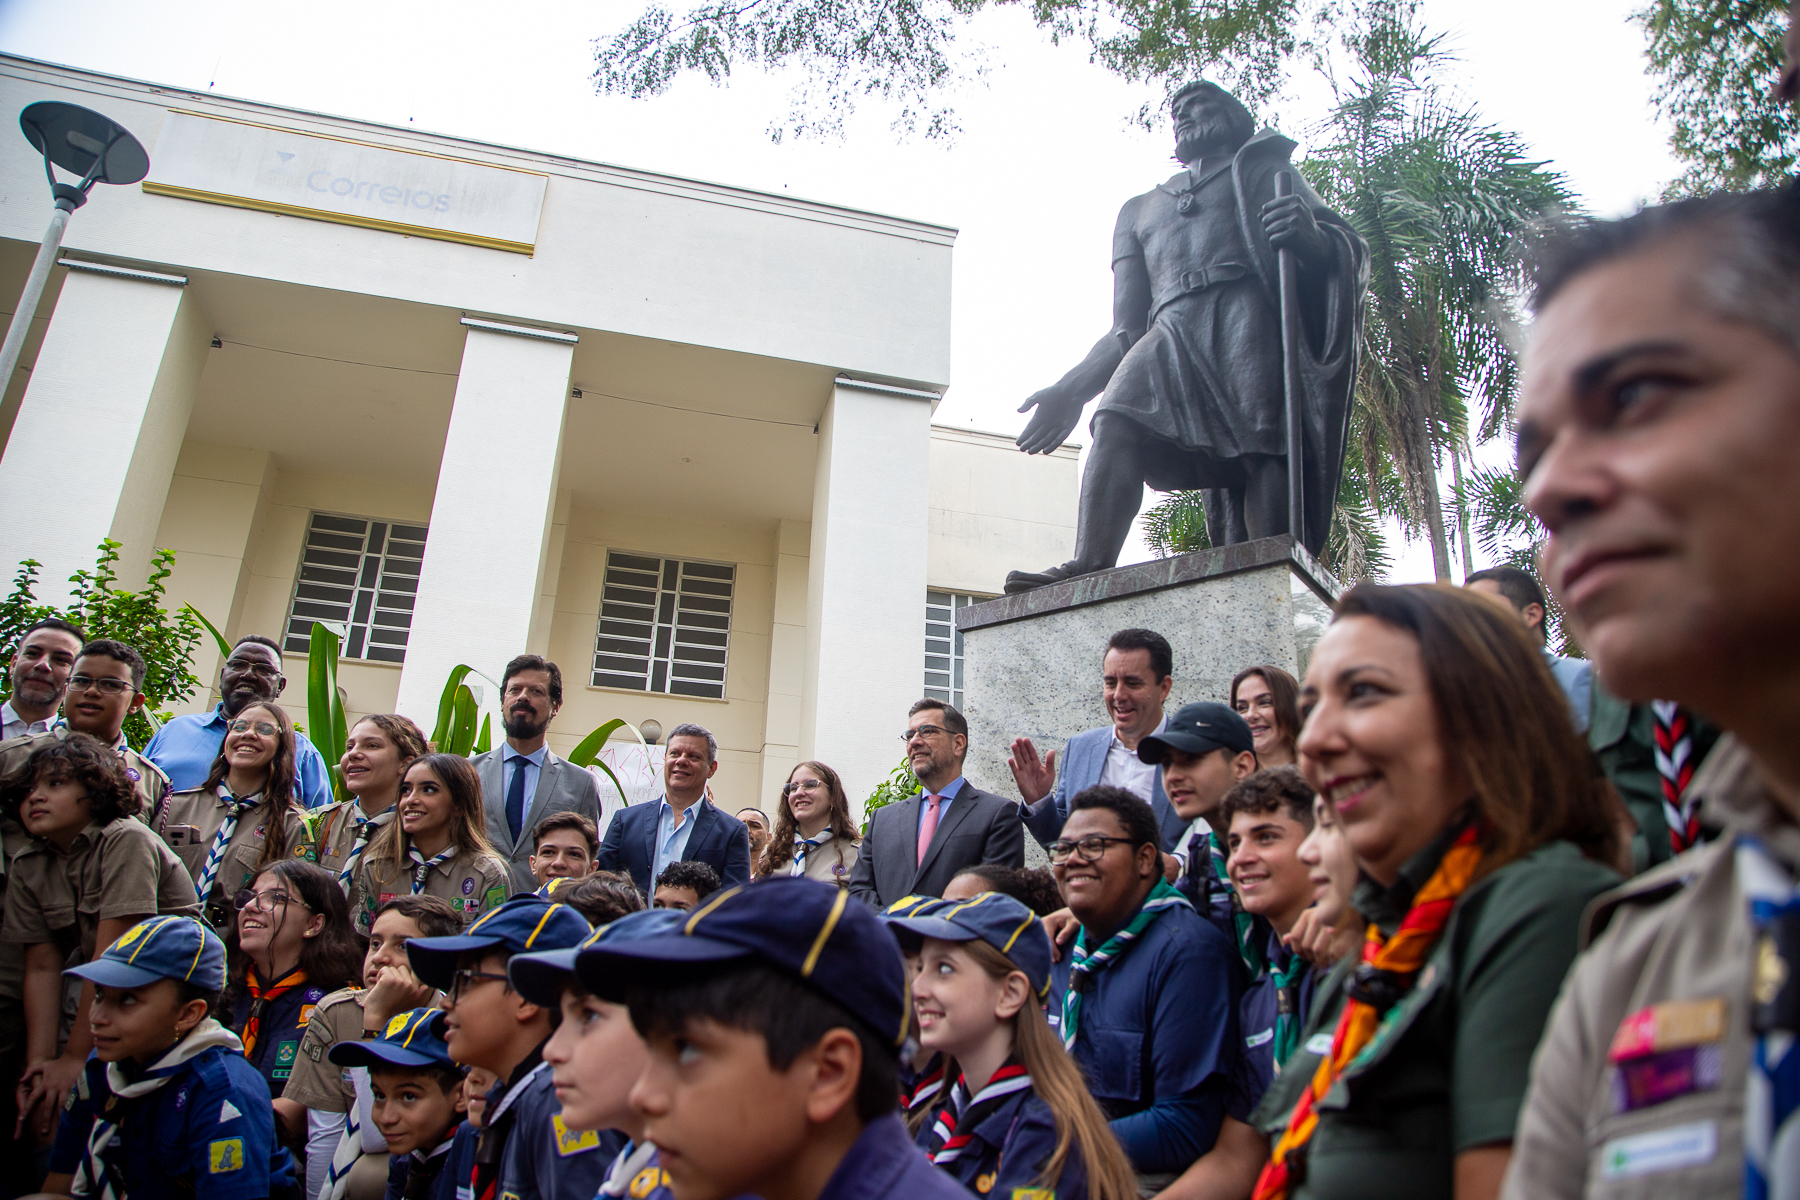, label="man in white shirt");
[0,619,84,742]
